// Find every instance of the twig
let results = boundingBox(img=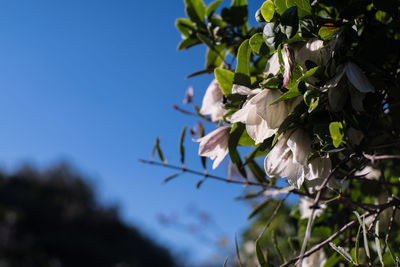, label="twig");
[140,159,264,186]
[172,105,211,122]
[281,212,374,267]
[383,206,397,253]
[297,155,354,266]
[363,153,400,164]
